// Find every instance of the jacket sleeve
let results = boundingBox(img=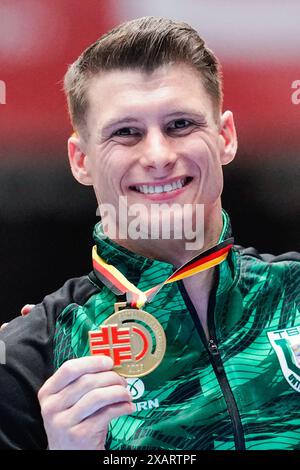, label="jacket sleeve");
[0,275,99,449]
[0,303,54,449]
